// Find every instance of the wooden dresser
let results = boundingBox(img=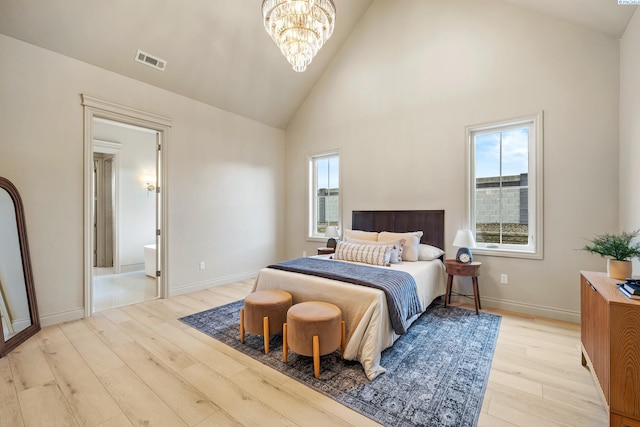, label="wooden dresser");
[580,271,640,427]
